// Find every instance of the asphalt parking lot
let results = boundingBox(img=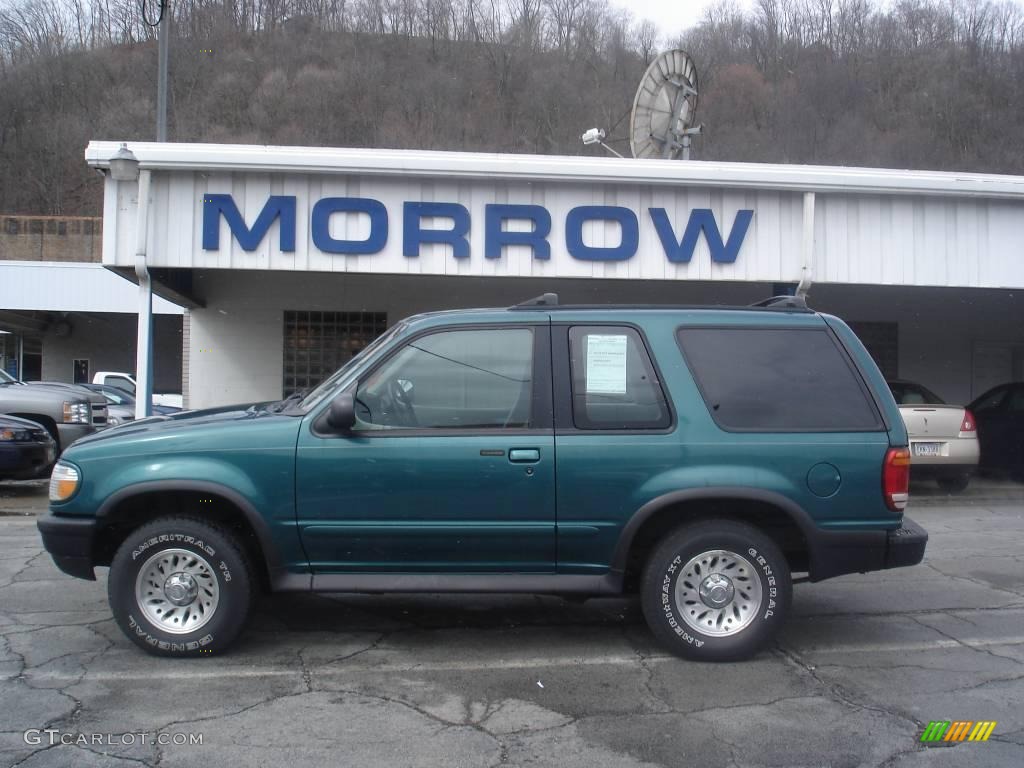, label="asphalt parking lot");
[1,480,1022,768]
